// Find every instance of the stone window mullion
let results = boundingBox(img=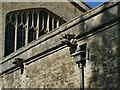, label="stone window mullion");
[14,13,18,51]
[47,14,50,33]
[36,11,39,39]
[57,20,59,28]
[25,12,29,45]
[21,13,23,24]
[42,13,44,29]
[32,12,34,27]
